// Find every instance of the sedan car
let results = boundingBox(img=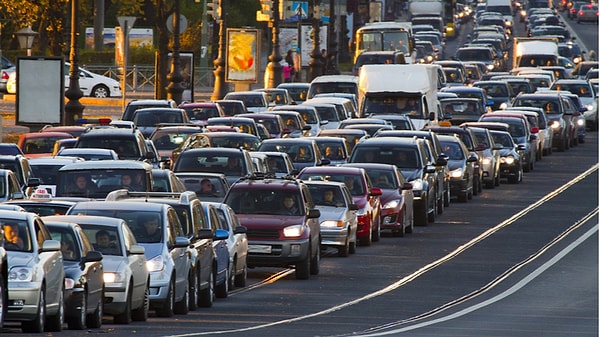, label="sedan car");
[305,181,358,256]
[437,135,477,202]
[489,129,524,183]
[46,215,150,323]
[577,3,598,23]
[43,219,104,330]
[1,210,65,332]
[132,108,190,138]
[18,131,74,159]
[297,166,382,246]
